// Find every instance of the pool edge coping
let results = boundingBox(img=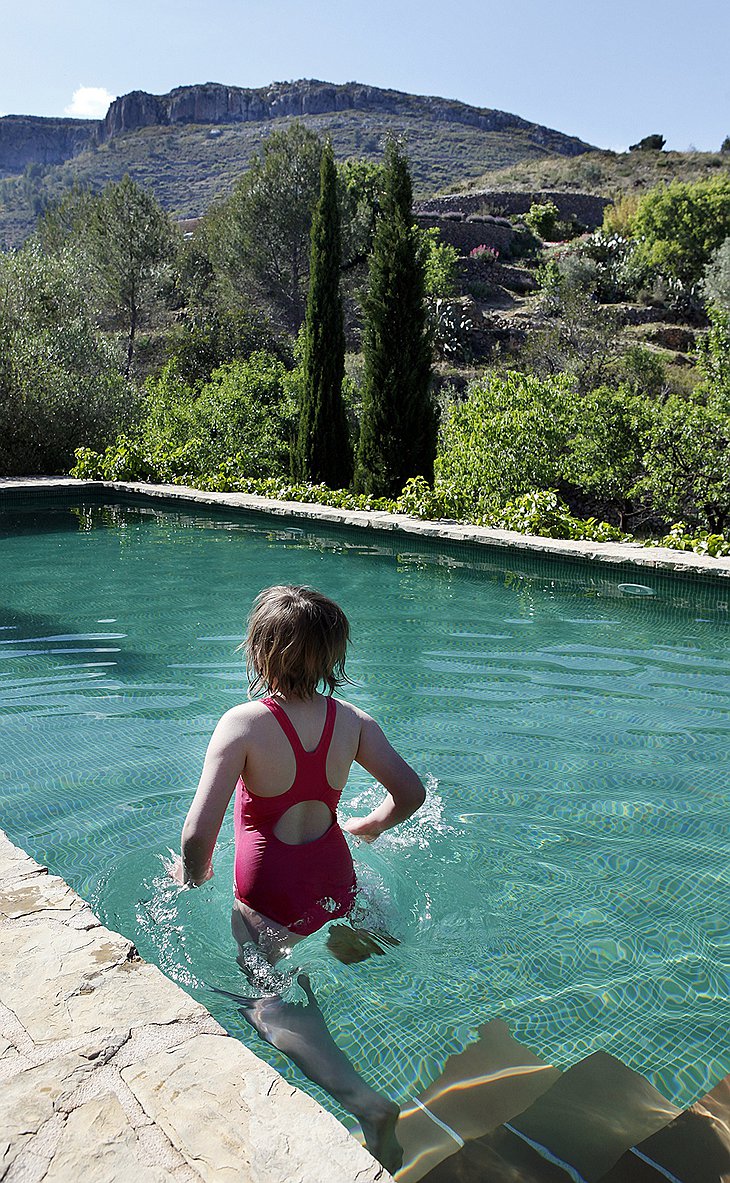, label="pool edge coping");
[0,826,390,1182]
[2,476,730,581]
